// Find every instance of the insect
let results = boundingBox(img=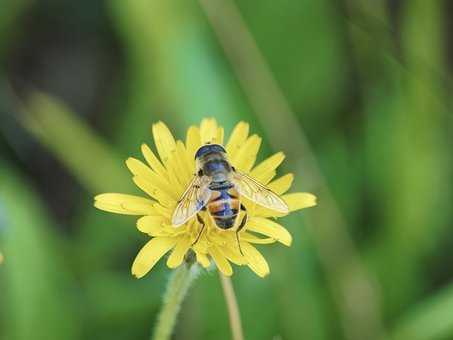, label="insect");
[172,143,289,254]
